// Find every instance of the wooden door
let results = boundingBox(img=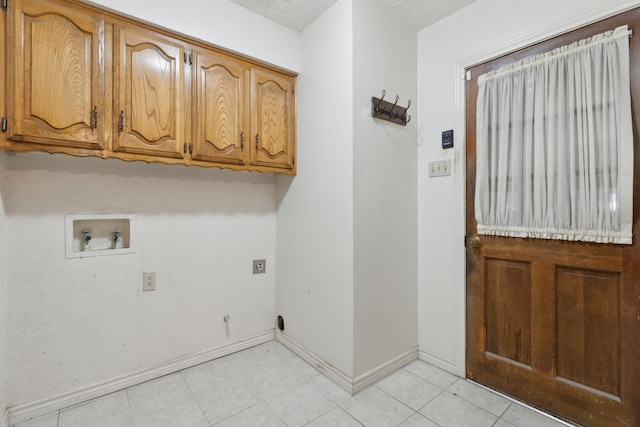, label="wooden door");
[7,0,106,150]
[466,10,640,427]
[191,50,247,165]
[113,26,185,159]
[250,68,295,170]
